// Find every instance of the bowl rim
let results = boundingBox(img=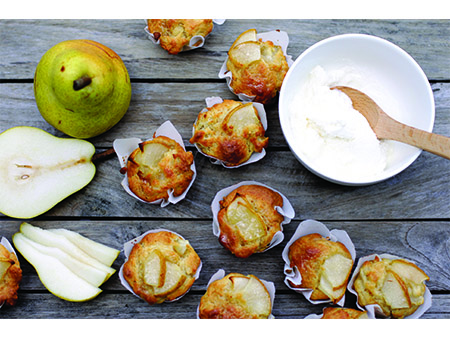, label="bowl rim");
[279,33,435,186]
